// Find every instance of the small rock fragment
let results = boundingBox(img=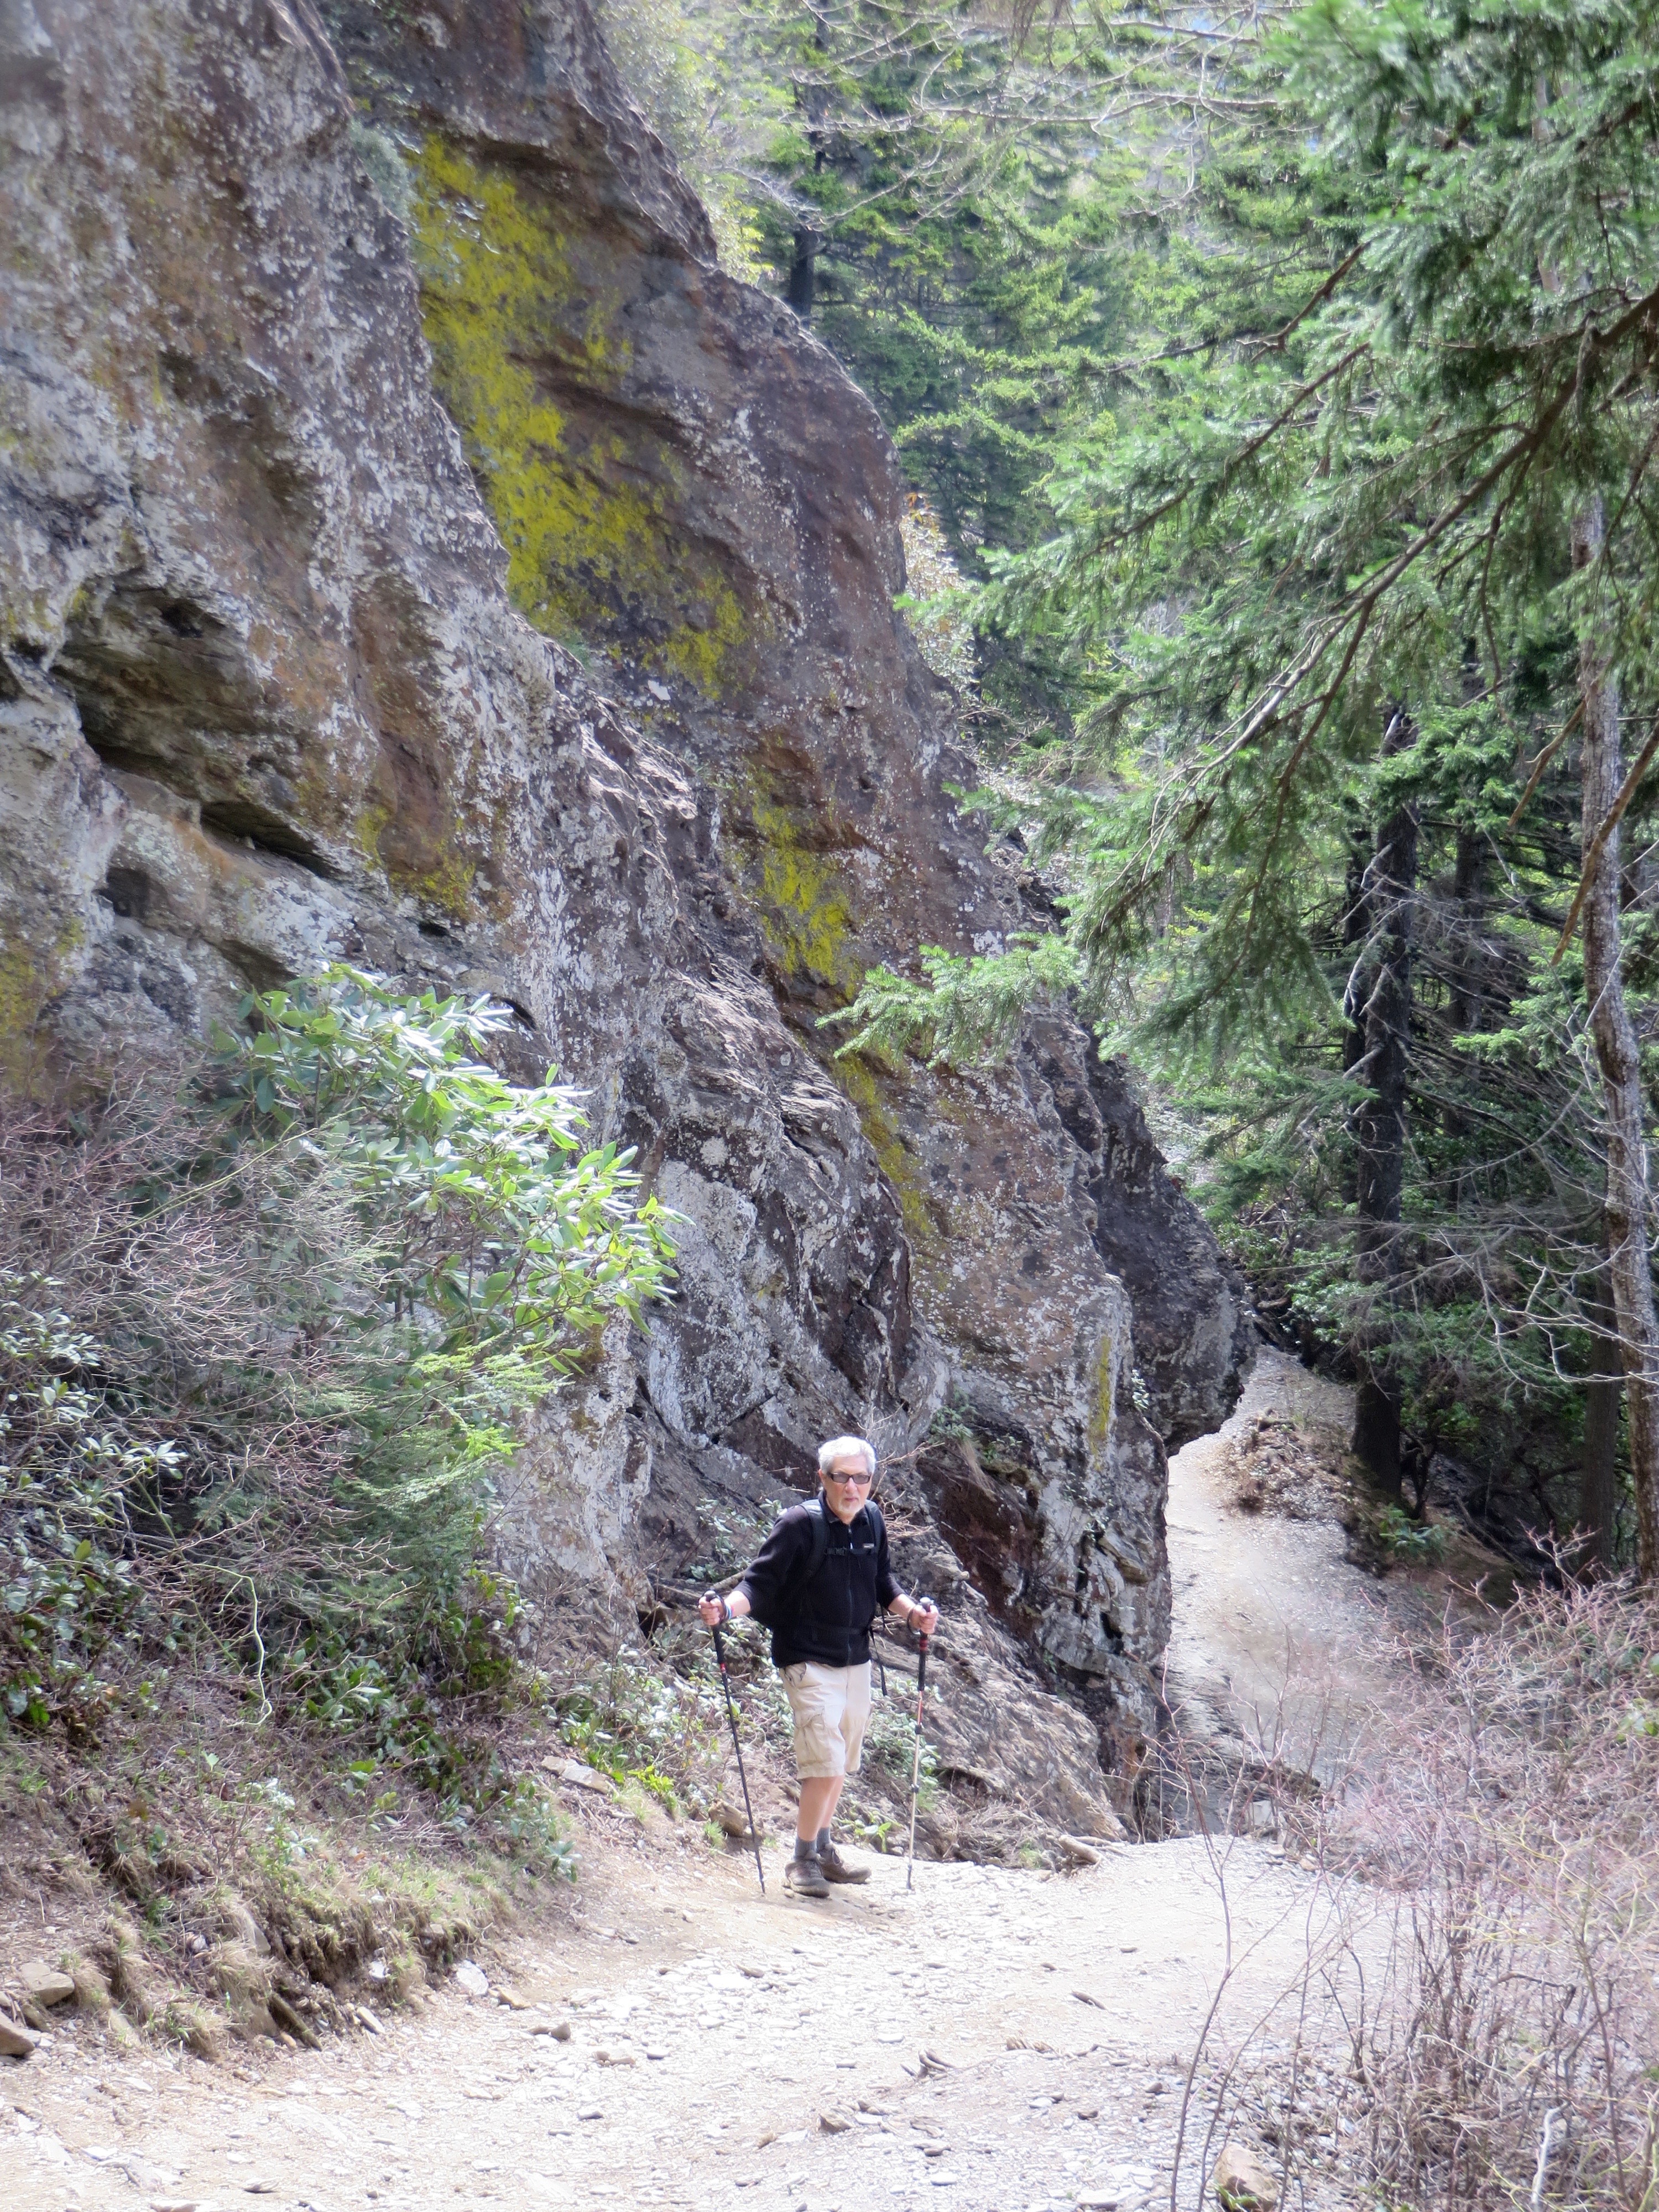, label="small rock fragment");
[529,2018,572,2040]
[555,1759,611,1795]
[266,1991,318,2049]
[818,2110,852,2133]
[1213,2145,1280,2211]
[453,1961,489,1998]
[0,2011,39,2059]
[1072,1989,1104,2008]
[20,1963,75,2007]
[494,1984,533,2011]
